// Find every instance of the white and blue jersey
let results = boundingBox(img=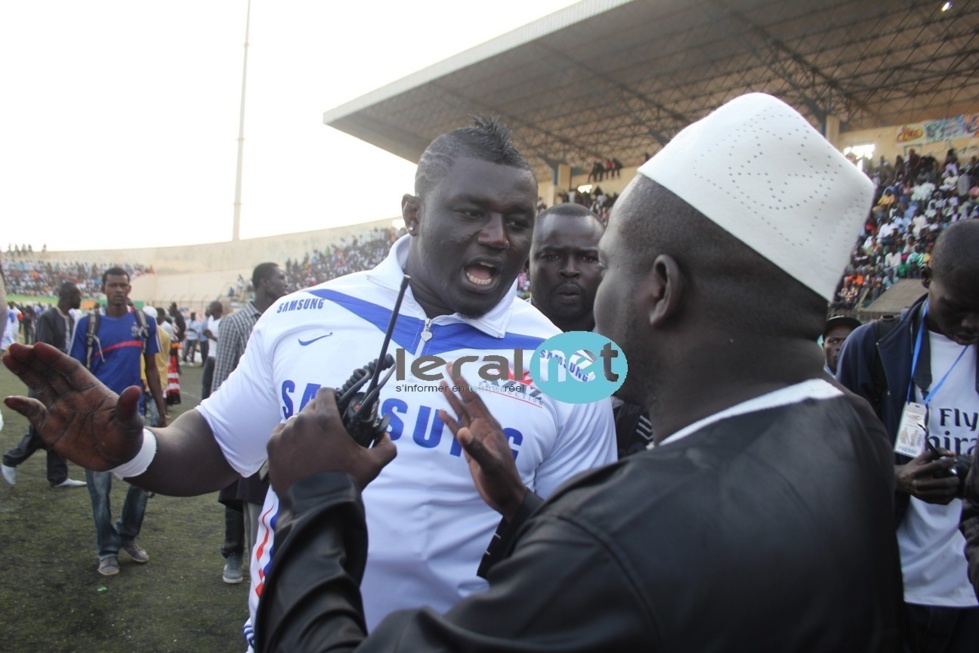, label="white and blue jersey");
[197,236,617,641]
